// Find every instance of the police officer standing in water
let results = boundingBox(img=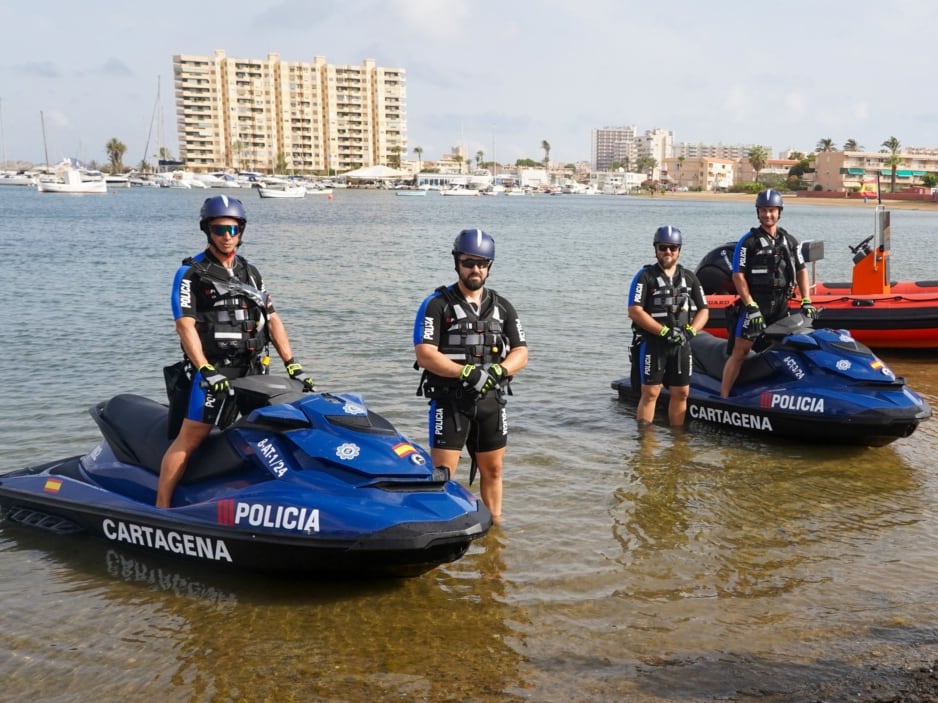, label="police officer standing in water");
[720,189,817,398]
[627,226,709,427]
[413,229,528,523]
[157,195,315,508]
